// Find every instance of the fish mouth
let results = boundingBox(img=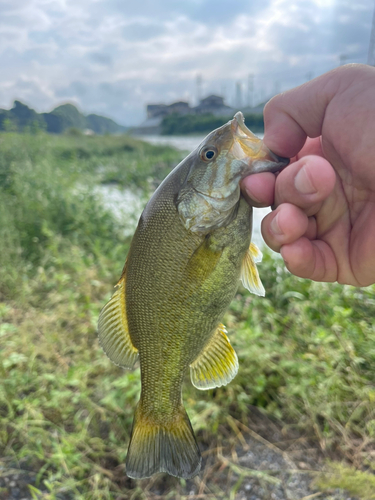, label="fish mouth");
[230,111,289,175]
